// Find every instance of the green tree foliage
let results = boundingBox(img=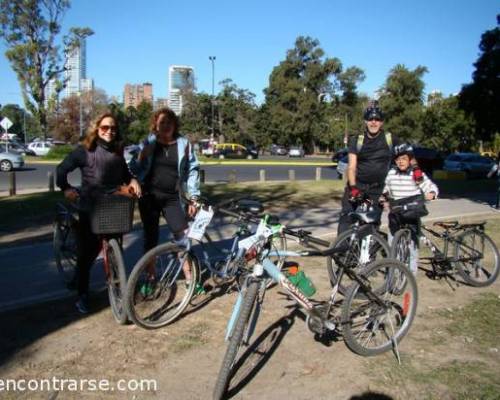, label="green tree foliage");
[459,15,500,142]
[422,92,476,152]
[263,36,342,152]
[216,78,258,144]
[126,101,153,143]
[0,104,39,142]
[180,92,212,140]
[379,64,428,141]
[0,0,93,137]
